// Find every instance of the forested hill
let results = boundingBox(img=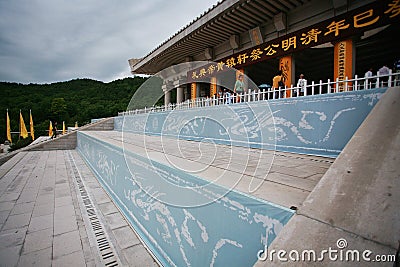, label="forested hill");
[0,77,148,144]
